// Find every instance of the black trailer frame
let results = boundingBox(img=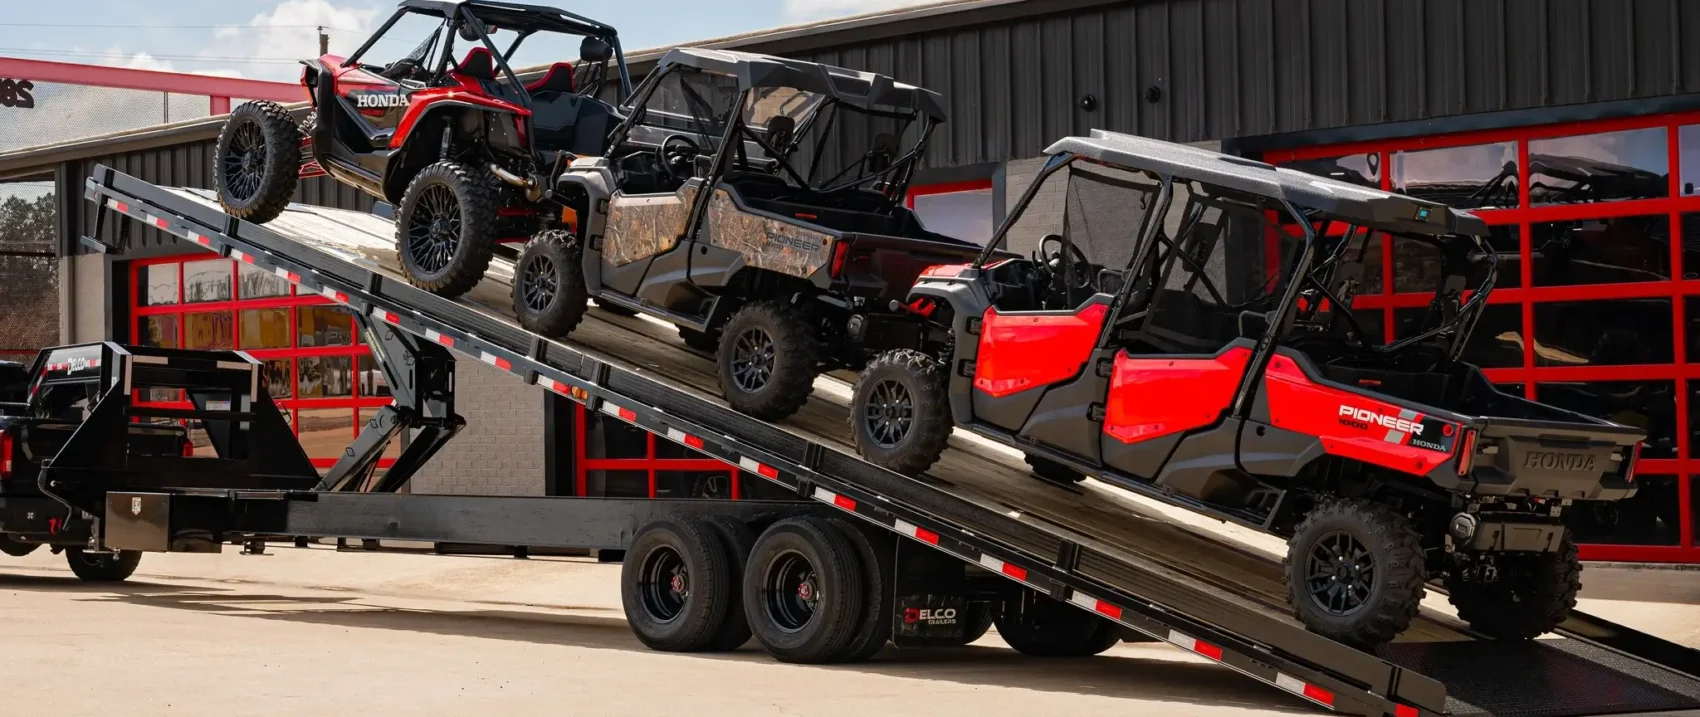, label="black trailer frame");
[67,164,1700,717]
